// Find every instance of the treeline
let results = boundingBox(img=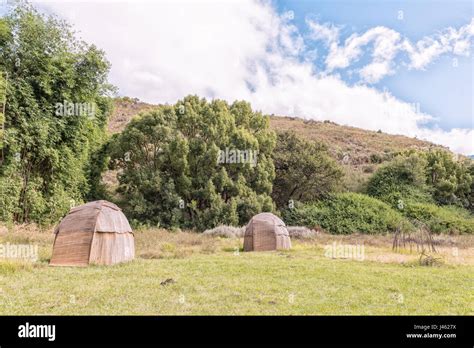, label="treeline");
[284,150,474,234]
[0,4,473,234]
[0,4,112,224]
